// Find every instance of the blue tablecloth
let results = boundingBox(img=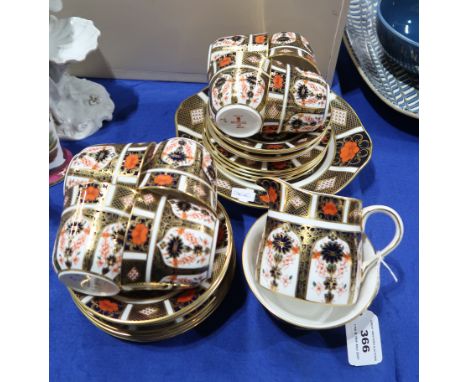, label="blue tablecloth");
[50,47,418,381]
